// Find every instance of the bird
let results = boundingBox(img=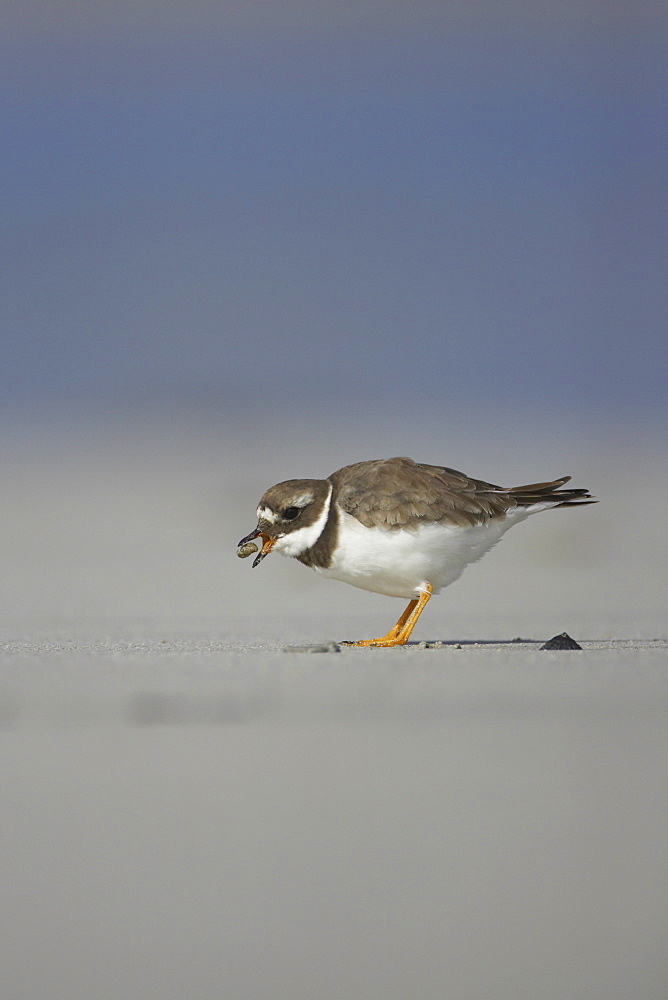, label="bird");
[237,456,595,646]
